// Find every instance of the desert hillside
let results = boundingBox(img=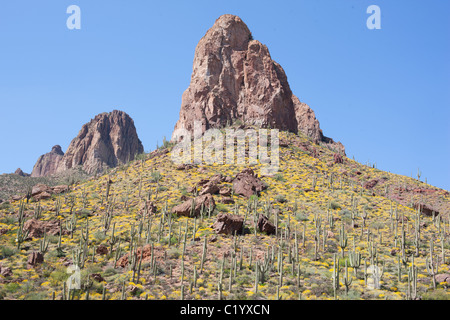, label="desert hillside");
[0,128,448,300]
